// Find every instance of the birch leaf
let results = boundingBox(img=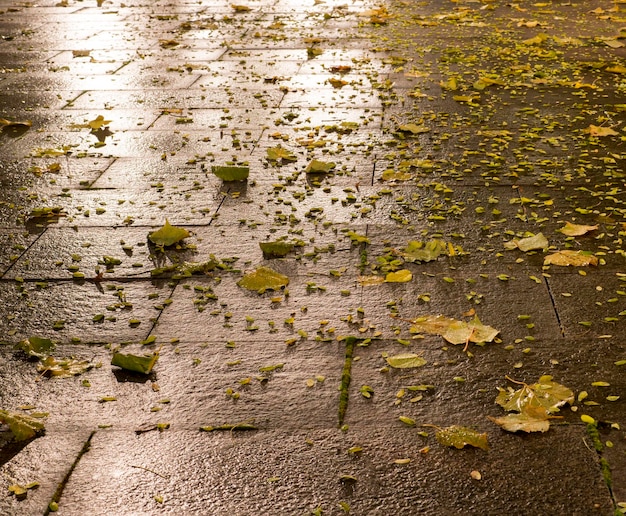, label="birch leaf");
[435,426,488,451]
